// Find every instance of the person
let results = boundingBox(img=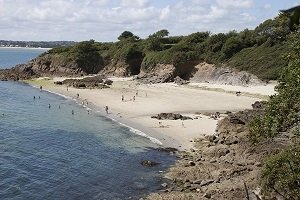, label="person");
[88,110,90,115]
[77,93,79,98]
[59,105,61,109]
[136,90,138,96]
[105,106,109,114]
[72,110,74,115]
[48,104,51,109]
[40,86,43,92]
[133,96,135,102]
[67,86,69,91]
[122,95,124,102]
[33,96,36,100]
